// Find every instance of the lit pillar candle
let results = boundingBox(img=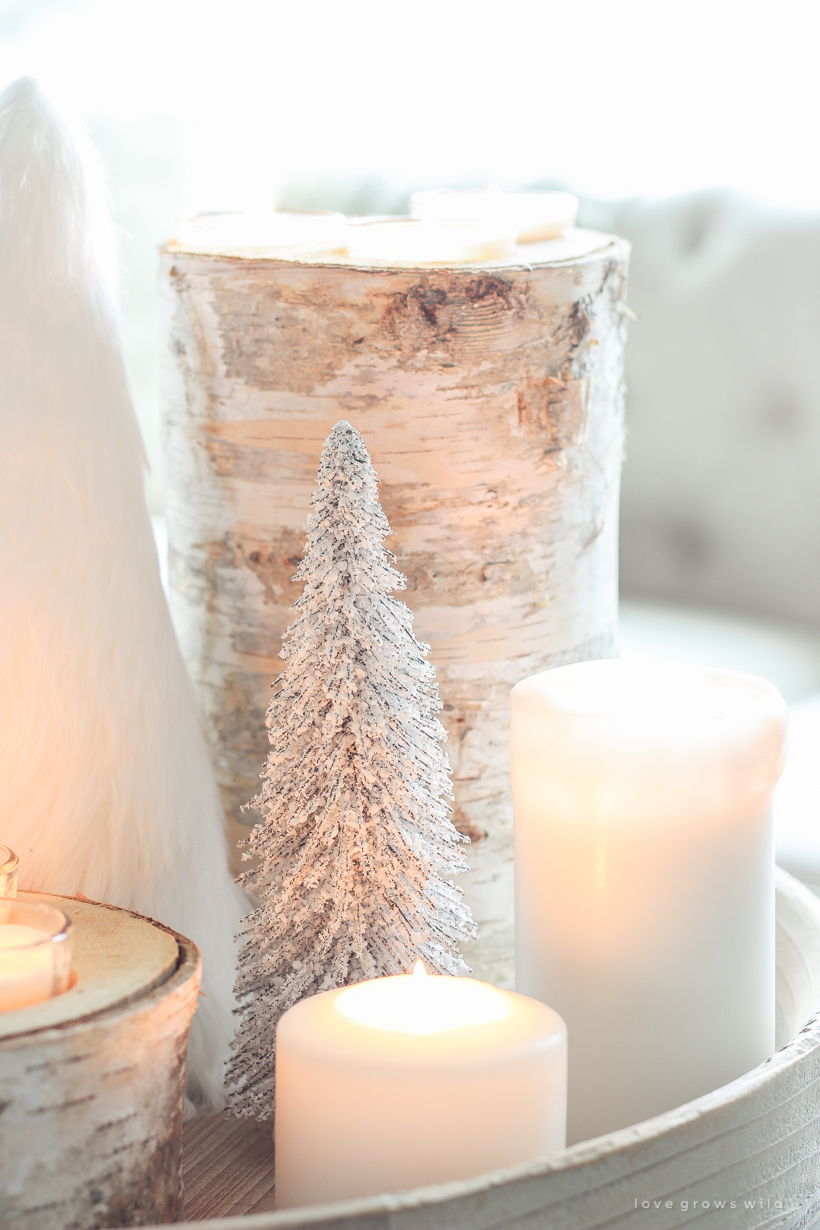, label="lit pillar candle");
[511,660,787,1144]
[274,962,566,1209]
